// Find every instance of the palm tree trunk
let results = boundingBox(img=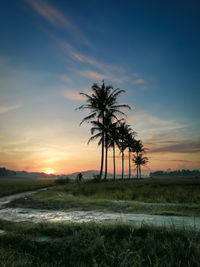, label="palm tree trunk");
[129,148,131,179]
[99,131,104,180]
[99,115,105,180]
[113,143,116,180]
[136,152,139,179]
[139,165,141,178]
[122,150,124,179]
[104,140,108,180]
